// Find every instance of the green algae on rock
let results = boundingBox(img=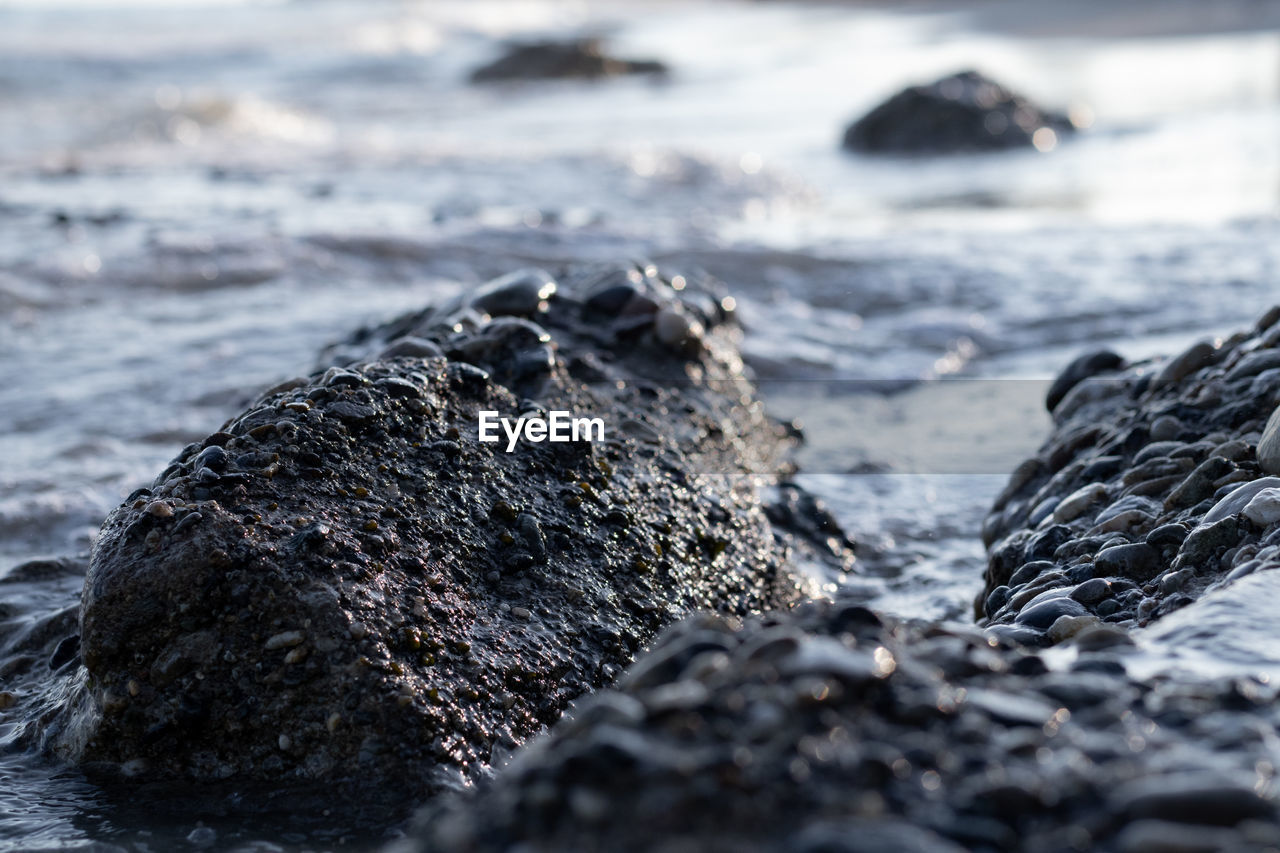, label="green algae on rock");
[65,264,852,806]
